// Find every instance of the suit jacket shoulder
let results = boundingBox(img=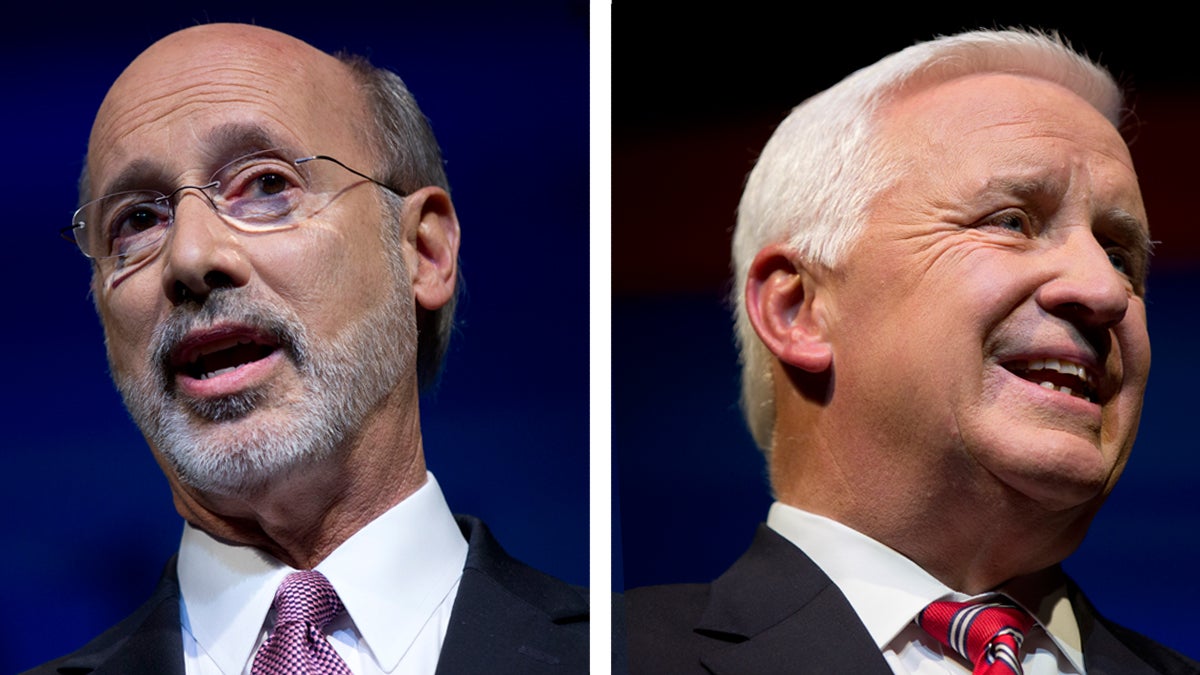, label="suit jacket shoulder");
[626,525,890,675]
[437,515,589,674]
[24,516,589,675]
